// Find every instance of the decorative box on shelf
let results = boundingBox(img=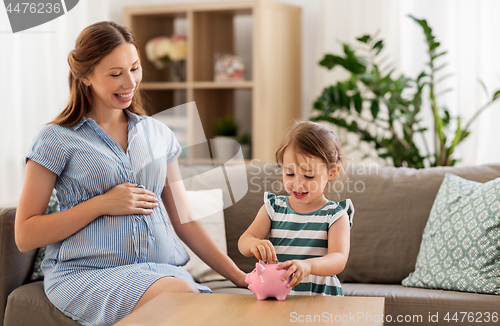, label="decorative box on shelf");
[214,53,245,82]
